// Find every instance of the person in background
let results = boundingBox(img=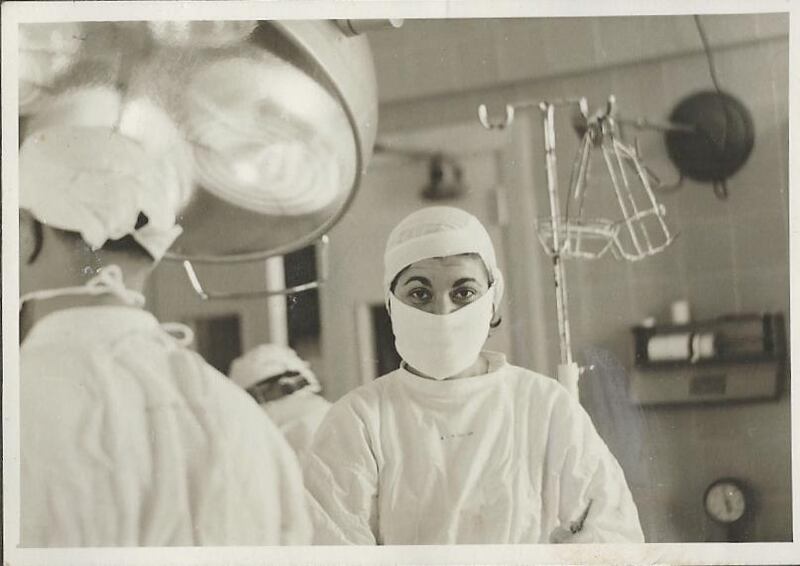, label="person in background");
[19,86,311,546]
[230,344,333,462]
[303,205,644,545]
